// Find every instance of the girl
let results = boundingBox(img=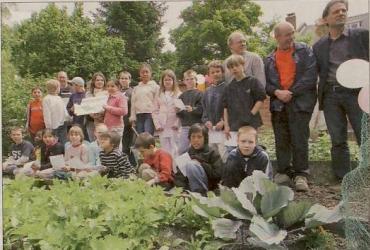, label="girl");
[129,63,160,135]
[64,126,89,166]
[26,87,45,141]
[152,69,181,162]
[86,72,108,141]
